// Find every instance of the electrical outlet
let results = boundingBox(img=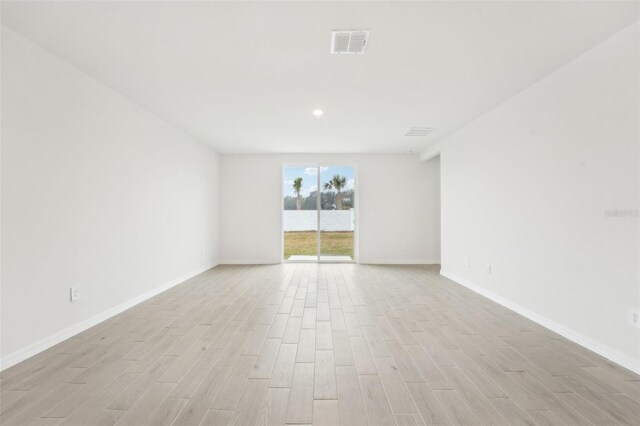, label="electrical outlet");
[485,265,492,274]
[465,257,470,268]
[629,309,640,328]
[70,287,80,302]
